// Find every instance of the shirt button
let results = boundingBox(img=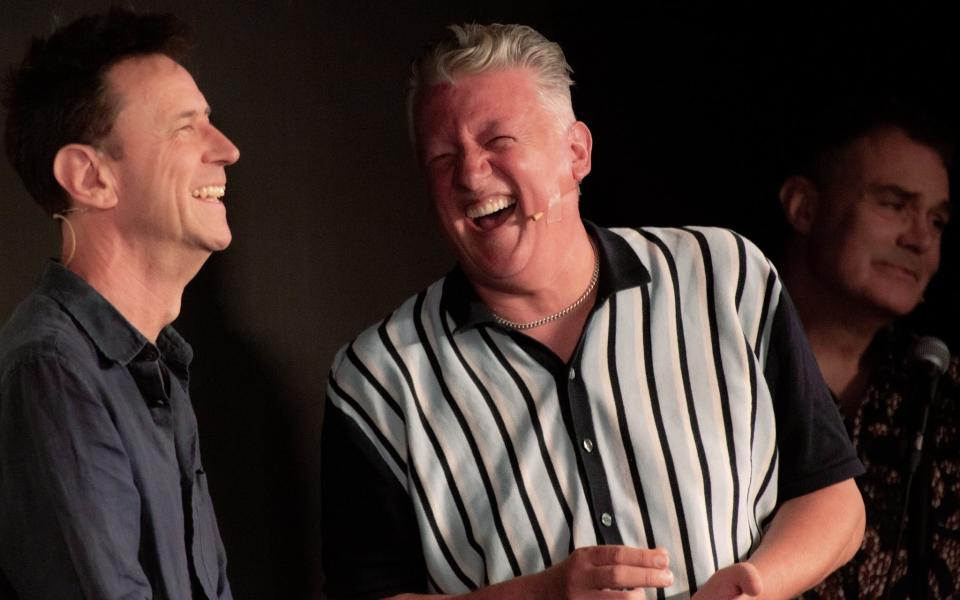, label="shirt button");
[601,512,613,527]
[583,438,594,453]
[569,368,576,380]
